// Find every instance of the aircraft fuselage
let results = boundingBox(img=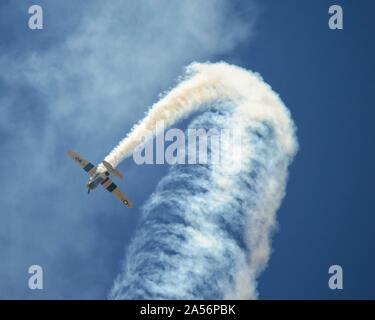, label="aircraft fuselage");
[86,171,110,192]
